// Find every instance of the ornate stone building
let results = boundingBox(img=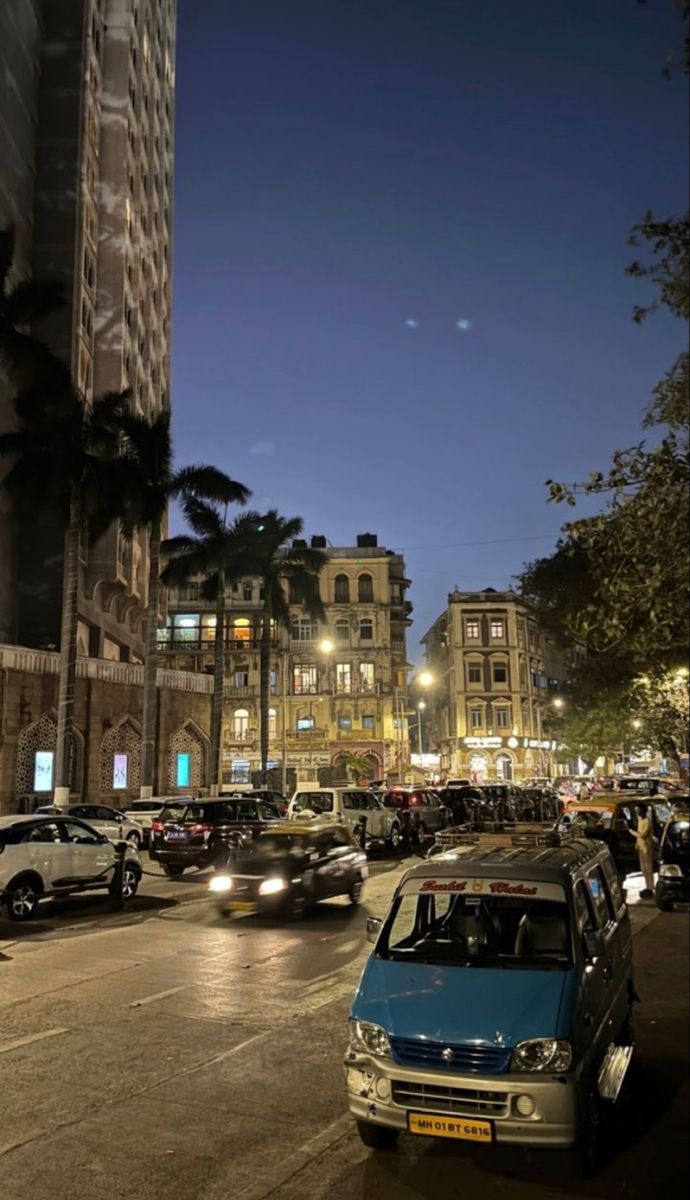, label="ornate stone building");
[421,588,579,781]
[158,534,412,786]
[0,1,176,660]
